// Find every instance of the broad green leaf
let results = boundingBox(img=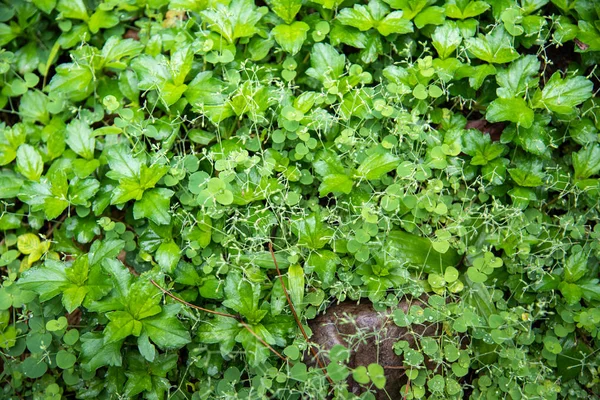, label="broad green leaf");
[486,98,534,128]
[432,22,462,59]
[272,22,309,55]
[337,4,376,31]
[306,43,346,86]
[357,150,400,180]
[306,250,340,288]
[465,27,519,63]
[80,332,122,371]
[222,271,267,323]
[19,90,49,124]
[104,311,139,343]
[47,63,93,101]
[564,246,588,283]
[268,0,302,24]
[33,0,57,14]
[16,144,43,181]
[381,0,428,19]
[200,0,265,43]
[462,130,506,165]
[197,315,241,356]
[66,119,95,160]
[57,0,88,20]
[532,73,593,114]
[142,306,191,350]
[573,145,600,179]
[292,212,333,250]
[377,11,414,36]
[318,174,354,197]
[496,55,540,98]
[155,241,181,273]
[445,0,490,19]
[18,260,68,301]
[133,188,174,225]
